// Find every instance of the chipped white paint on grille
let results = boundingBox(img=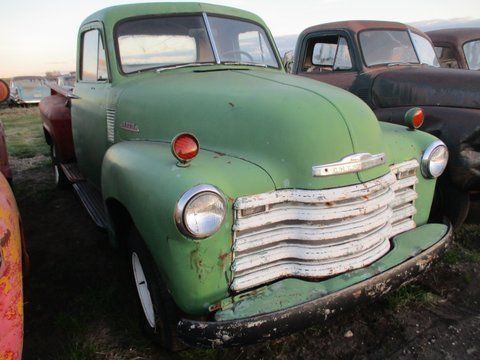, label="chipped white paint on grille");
[106,109,116,144]
[235,172,397,210]
[231,160,419,292]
